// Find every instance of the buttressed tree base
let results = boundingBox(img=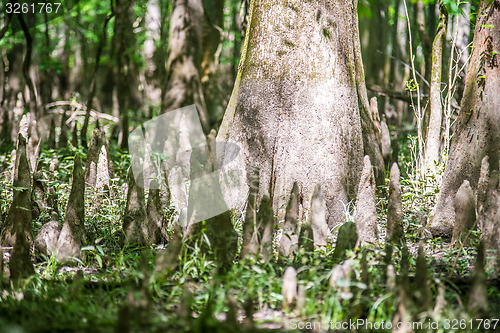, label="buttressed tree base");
[217,0,384,228]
